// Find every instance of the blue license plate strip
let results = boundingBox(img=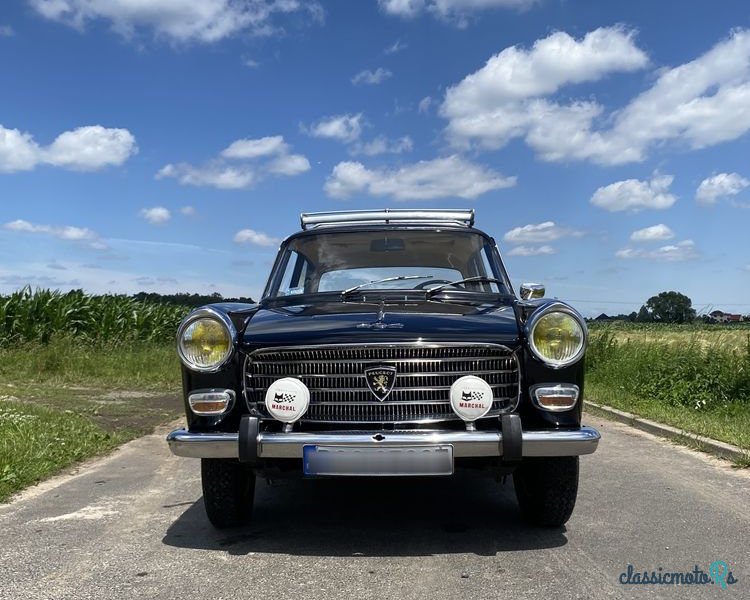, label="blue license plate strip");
[303,444,454,476]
